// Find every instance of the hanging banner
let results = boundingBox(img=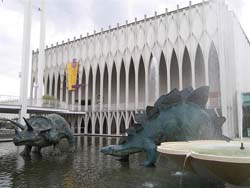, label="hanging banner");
[67,59,79,91]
